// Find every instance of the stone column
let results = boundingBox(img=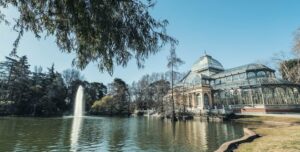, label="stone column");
[192,93,195,108]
